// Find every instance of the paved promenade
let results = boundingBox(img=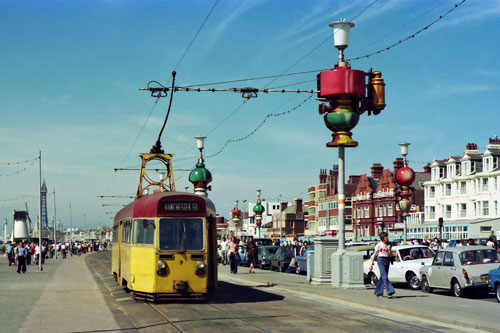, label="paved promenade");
[218,265,500,332]
[1,251,499,332]
[0,253,121,333]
